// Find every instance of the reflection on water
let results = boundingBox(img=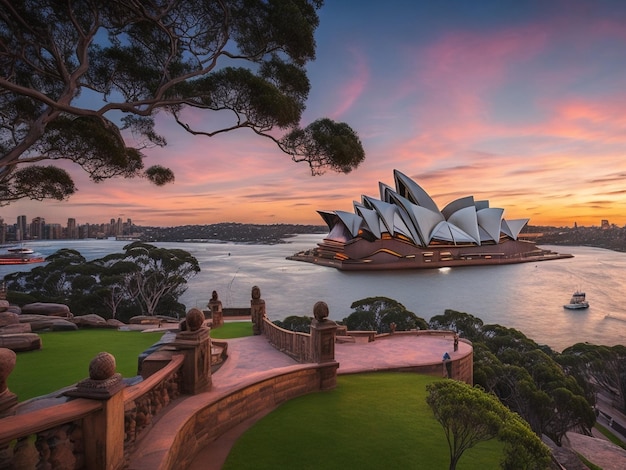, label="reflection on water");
[2,235,625,352]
